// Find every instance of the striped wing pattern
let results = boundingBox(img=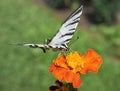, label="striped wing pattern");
[18,5,83,52]
[48,5,83,51]
[49,5,83,45]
